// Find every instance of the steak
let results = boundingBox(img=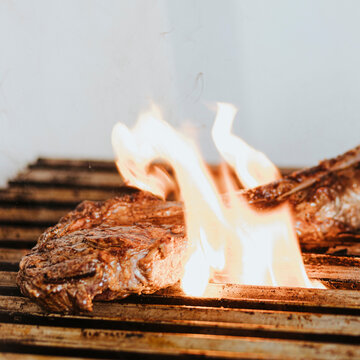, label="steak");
[244,145,360,242]
[17,146,360,313]
[17,192,187,313]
